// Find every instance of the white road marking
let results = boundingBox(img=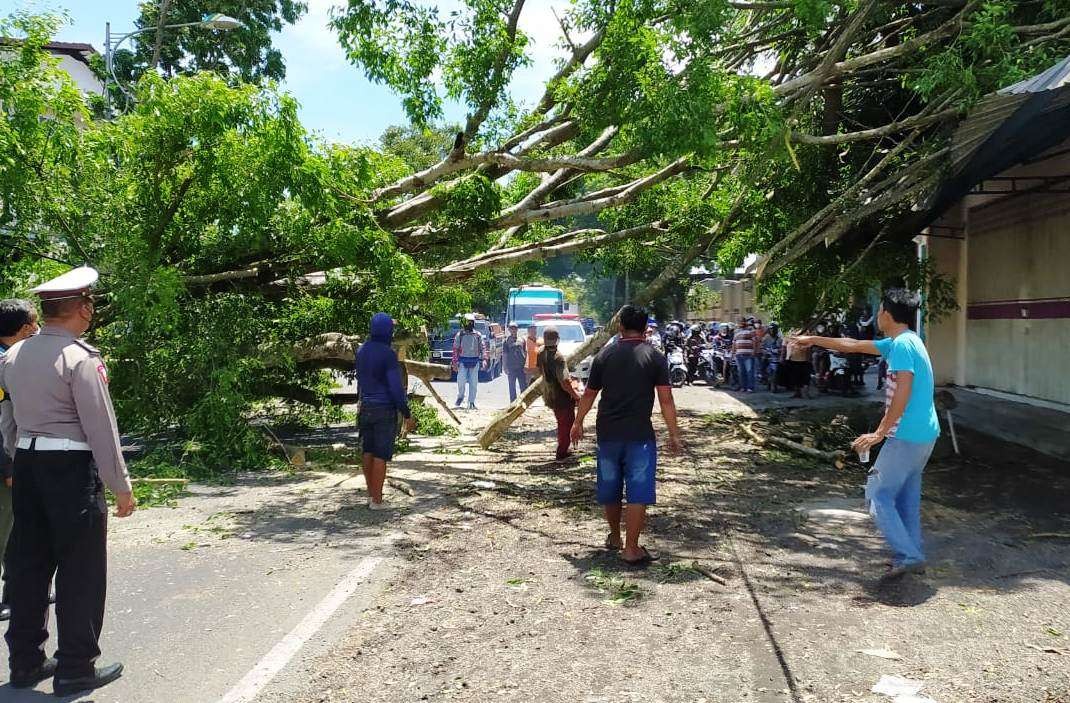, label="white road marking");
[217,556,383,703]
